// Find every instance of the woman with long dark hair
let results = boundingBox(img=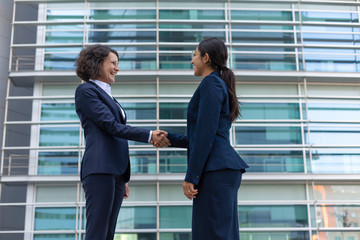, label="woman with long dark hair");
[156,37,249,239]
